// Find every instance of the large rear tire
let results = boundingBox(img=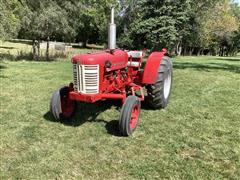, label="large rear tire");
[146,56,173,109]
[50,86,76,121]
[119,96,141,136]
